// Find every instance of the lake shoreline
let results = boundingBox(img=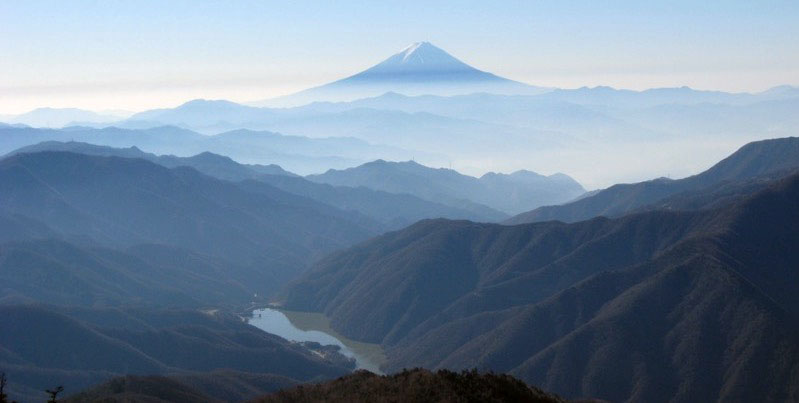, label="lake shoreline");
[248,307,387,374]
